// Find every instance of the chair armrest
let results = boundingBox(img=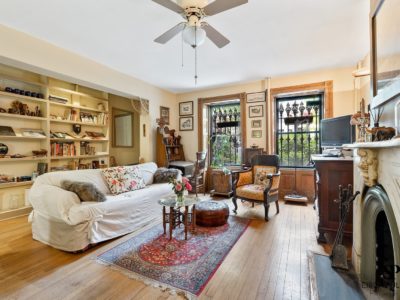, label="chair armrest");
[264,172,281,194]
[233,168,253,188]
